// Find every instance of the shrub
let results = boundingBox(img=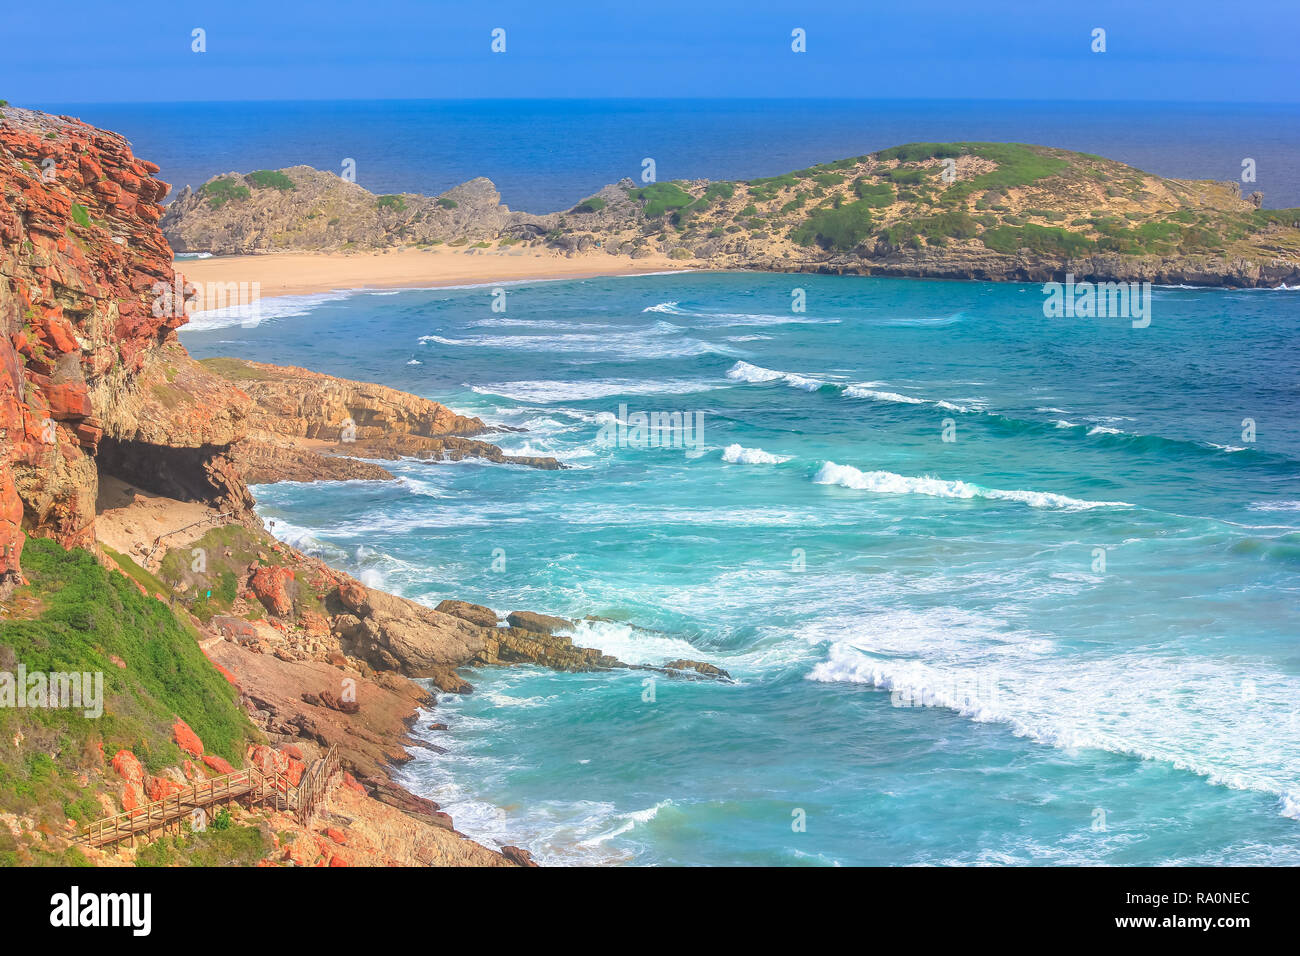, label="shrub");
[376,195,407,212]
[69,203,91,228]
[853,180,895,207]
[629,182,693,218]
[876,143,966,163]
[200,177,251,210]
[572,196,606,213]
[981,223,1093,257]
[702,182,735,202]
[916,210,980,240]
[436,197,458,209]
[791,199,876,250]
[886,167,929,185]
[245,170,294,191]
